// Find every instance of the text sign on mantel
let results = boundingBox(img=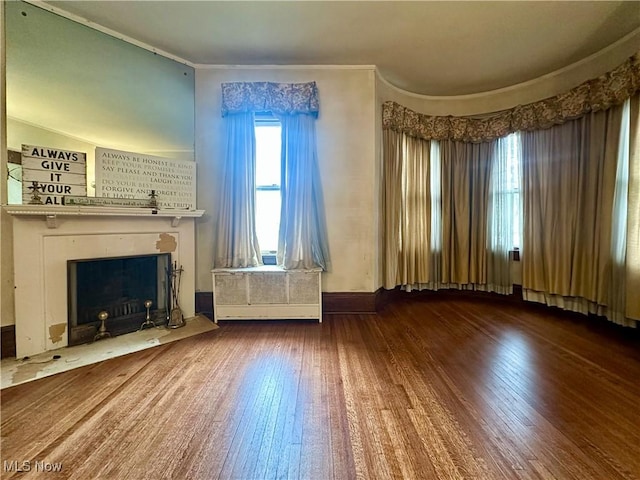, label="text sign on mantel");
[21,145,87,205]
[95,148,196,209]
